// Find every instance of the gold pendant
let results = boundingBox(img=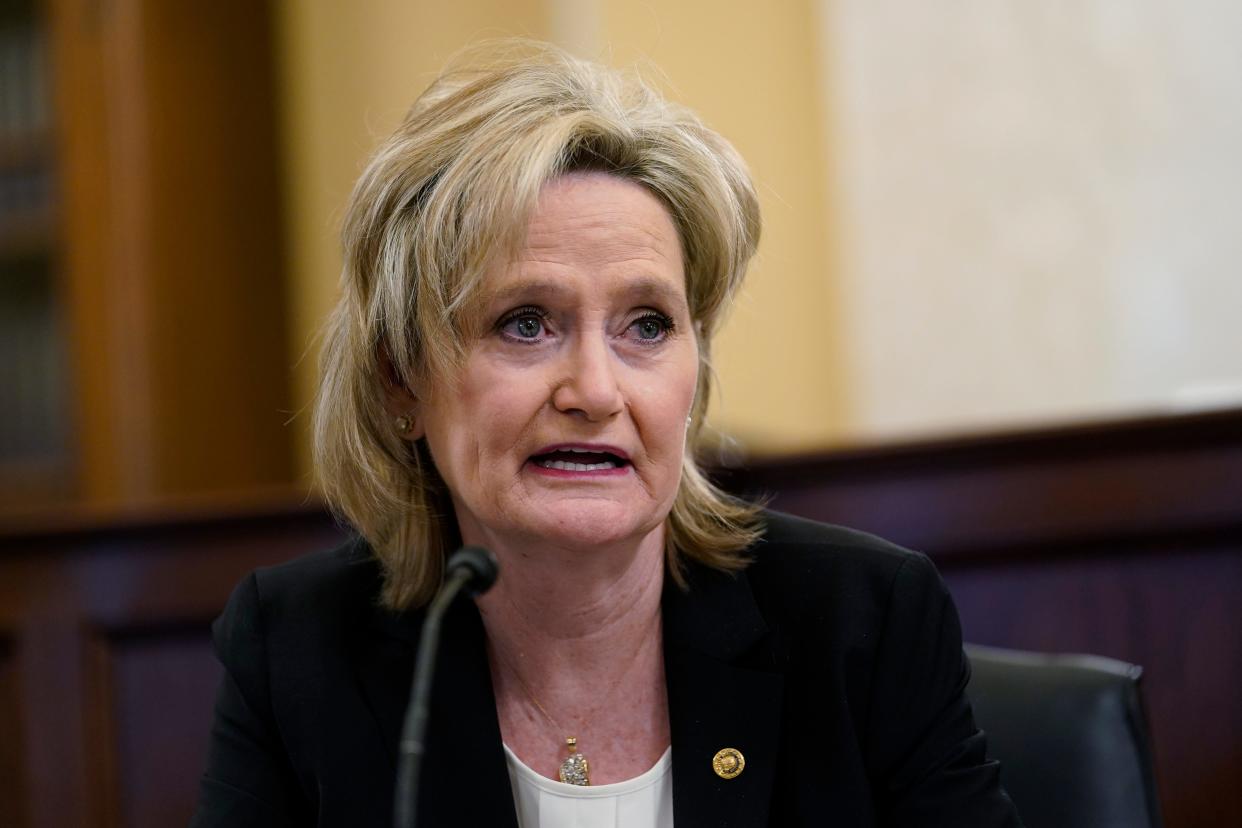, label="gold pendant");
[558,736,590,786]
